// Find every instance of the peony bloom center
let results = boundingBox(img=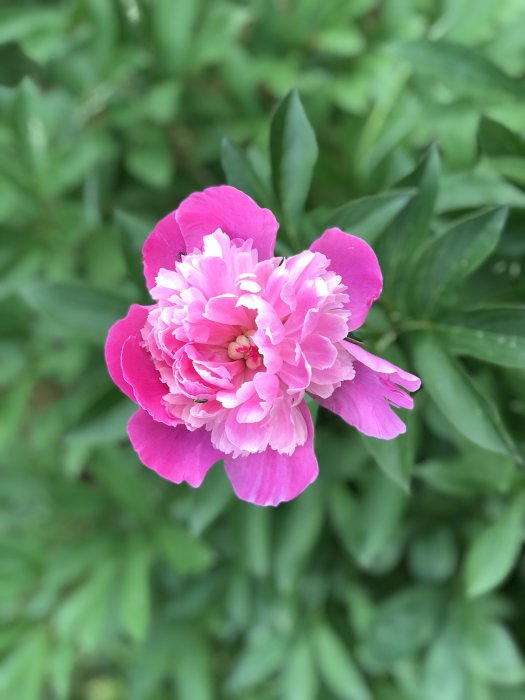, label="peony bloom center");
[227,333,263,370]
